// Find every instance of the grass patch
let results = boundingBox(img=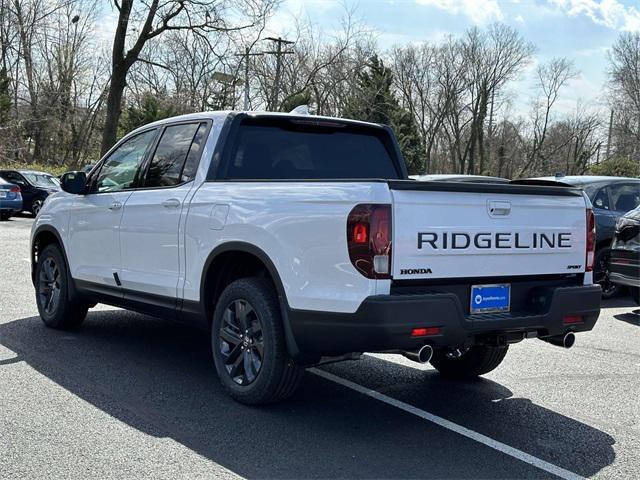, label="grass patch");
[0,162,69,176]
